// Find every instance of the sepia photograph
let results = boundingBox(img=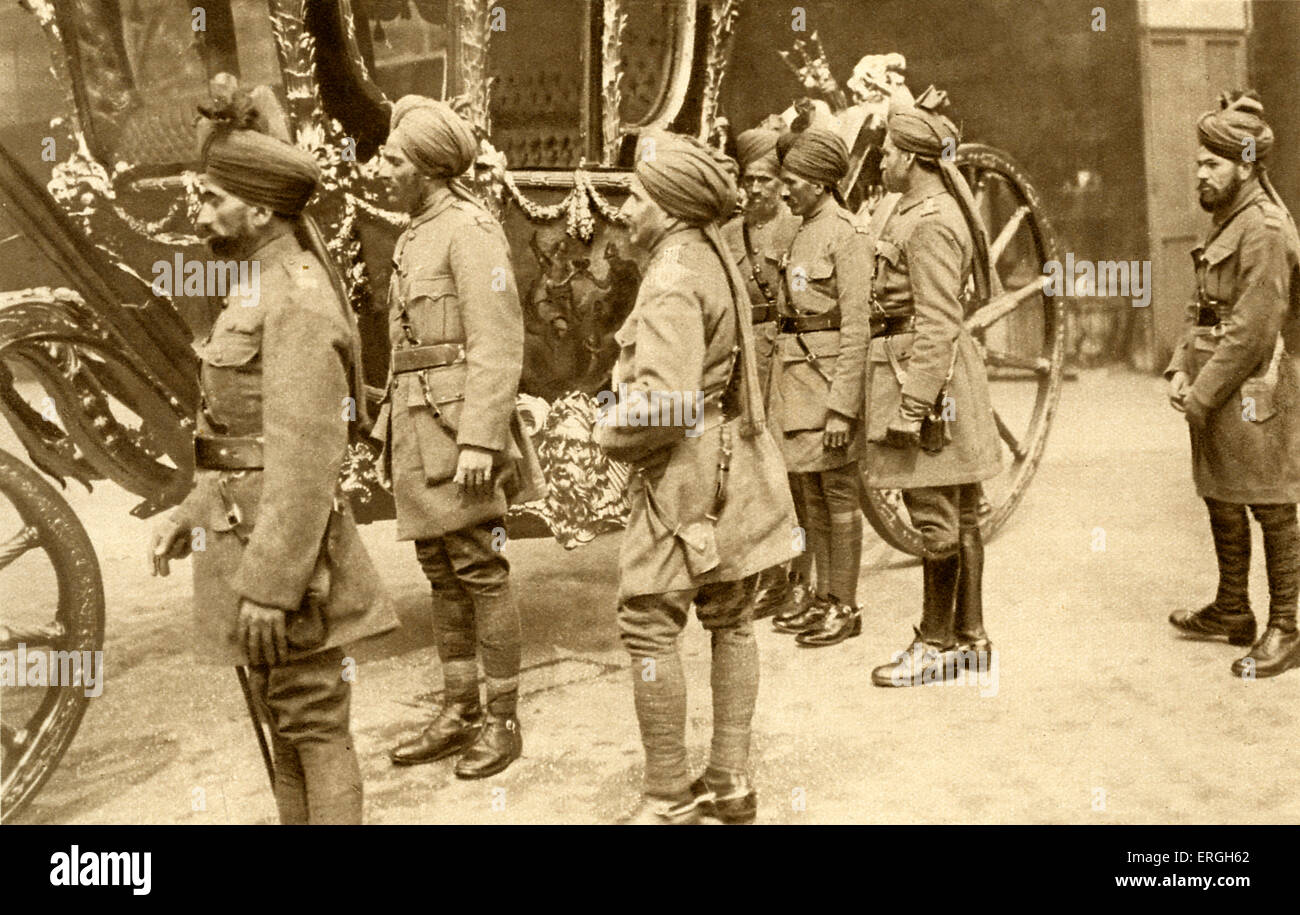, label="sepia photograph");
[0,0,1293,892]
